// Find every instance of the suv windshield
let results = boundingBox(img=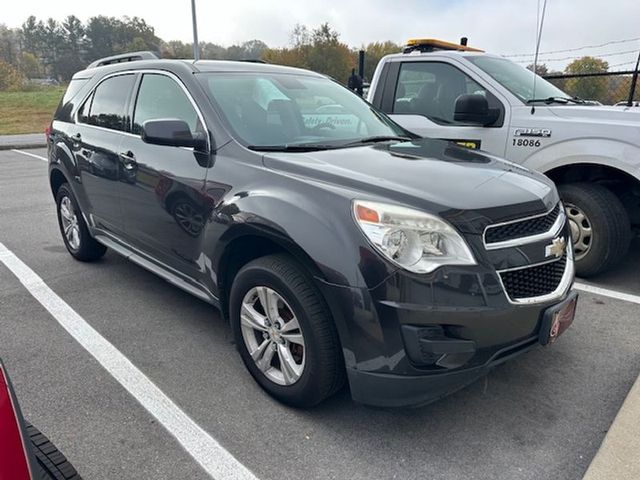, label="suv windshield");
[466,55,573,104]
[197,72,408,150]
